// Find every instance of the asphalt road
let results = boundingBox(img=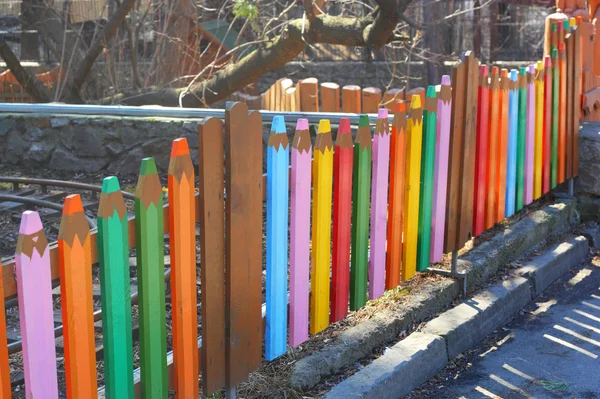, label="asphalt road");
[408,249,600,399]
